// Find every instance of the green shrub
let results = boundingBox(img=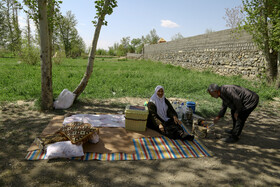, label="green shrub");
[108,48,116,56]
[116,49,126,57]
[19,45,40,65]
